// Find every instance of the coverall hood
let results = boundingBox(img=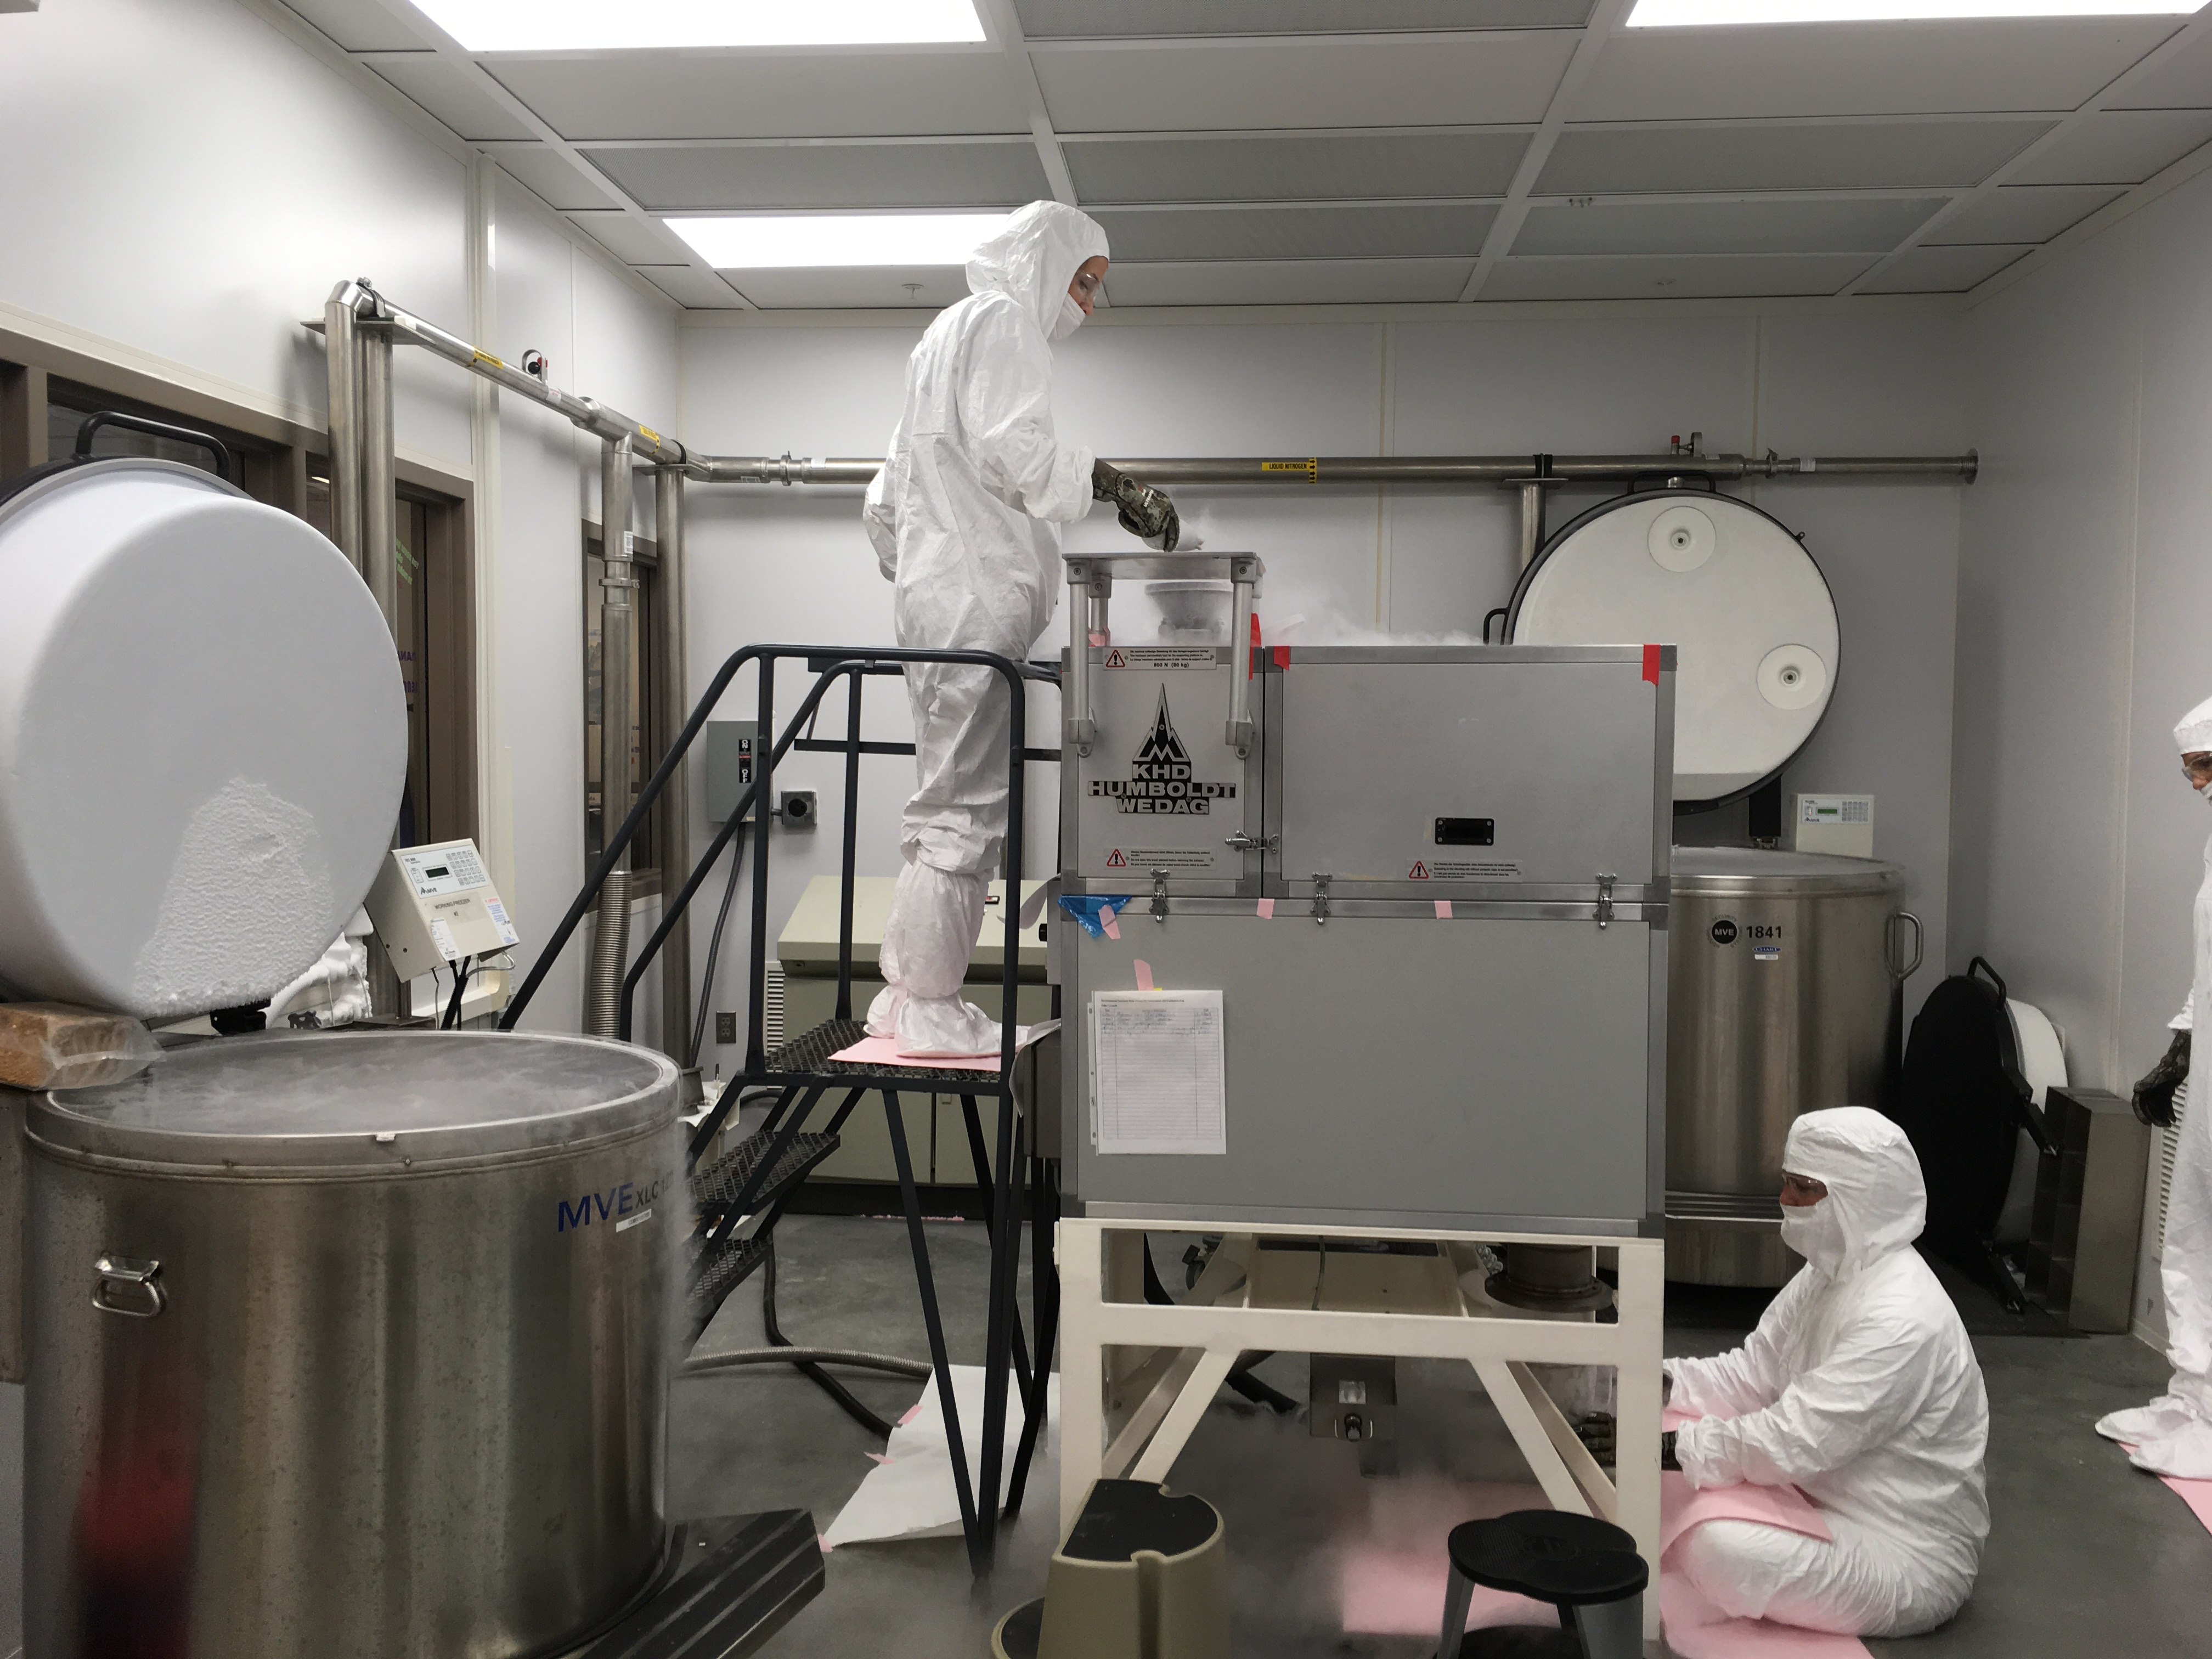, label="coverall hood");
[1782,1107,1927,1278]
[965,202,1110,343]
[2177,693,2212,753]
